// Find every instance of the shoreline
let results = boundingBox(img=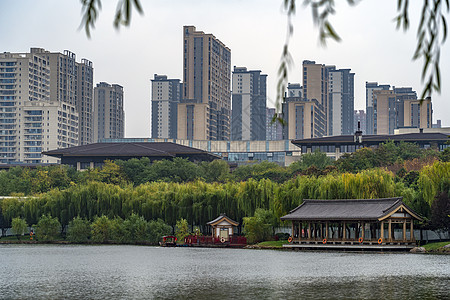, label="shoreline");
[1,239,449,253]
